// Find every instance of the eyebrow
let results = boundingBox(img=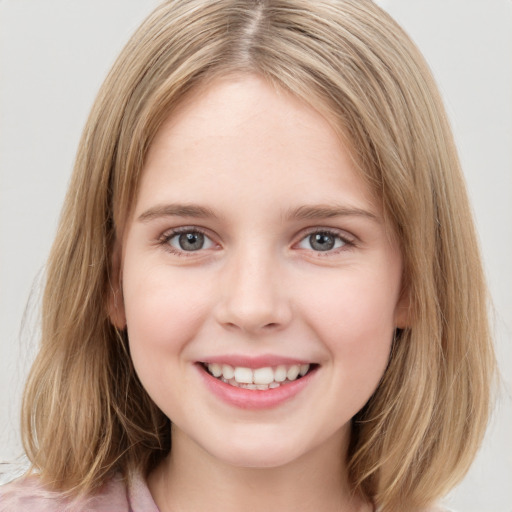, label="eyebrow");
[137,202,379,223]
[138,204,219,222]
[285,204,380,222]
